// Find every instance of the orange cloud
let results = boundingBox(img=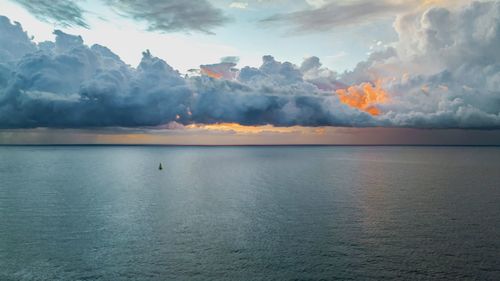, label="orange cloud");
[335,80,389,116]
[200,66,223,79]
[199,63,238,80]
[185,123,324,135]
